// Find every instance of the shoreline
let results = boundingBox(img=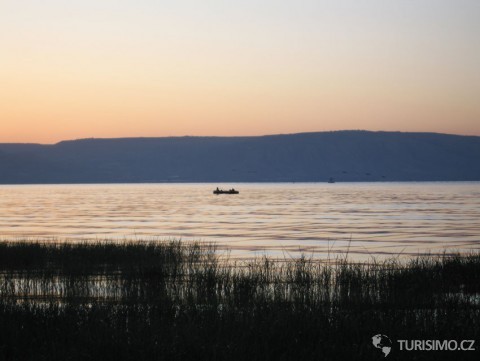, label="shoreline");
[1,241,479,360]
